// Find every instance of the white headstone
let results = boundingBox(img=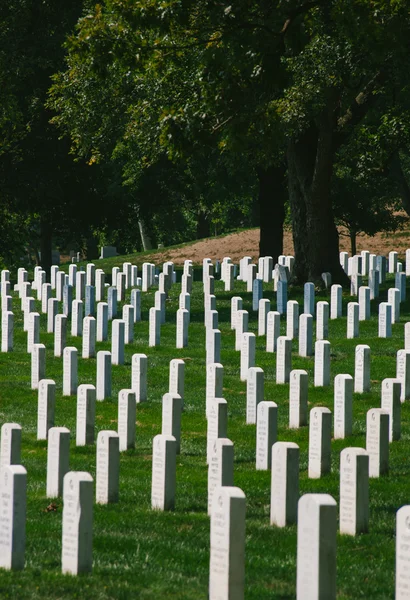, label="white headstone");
[96,351,111,400]
[62,471,93,574]
[63,346,78,396]
[286,300,299,339]
[82,316,96,359]
[299,313,313,357]
[37,379,56,440]
[240,332,255,381]
[111,319,125,365]
[207,438,234,515]
[151,434,177,511]
[31,343,46,390]
[366,408,389,477]
[396,505,410,599]
[314,340,331,387]
[396,349,410,401]
[169,359,185,409]
[381,378,401,442]
[118,389,136,451]
[347,302,359,338]
[266,311,280,353]
[334,374,353,439]
[96,430,120,504]
[209,486,246,600]
[289,370,308,429]
[276,336,292,384]
[46,426,70,498]
[316,301,329,340]
[206,363,224,416]
[131,353,148,402]
[0,424,21,469]
[296,494,337,600]
[378,302,392,338]
[149,307,161,347]
[207,398,228,464]
[76,385,96,446]
[354,344,371,393]
[246,367,264,424]
[339,447,369,536]
[270,441,299,527]
[308,407,332,478]
[256,401,277,470]
[0,465,27,570]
